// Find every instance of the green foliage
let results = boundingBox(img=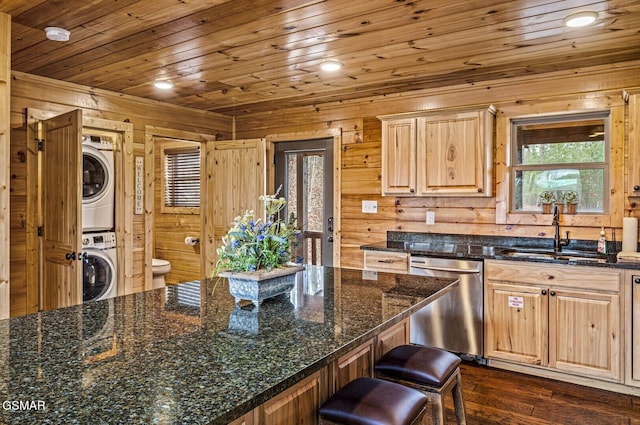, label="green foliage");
[213,190,301,274]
